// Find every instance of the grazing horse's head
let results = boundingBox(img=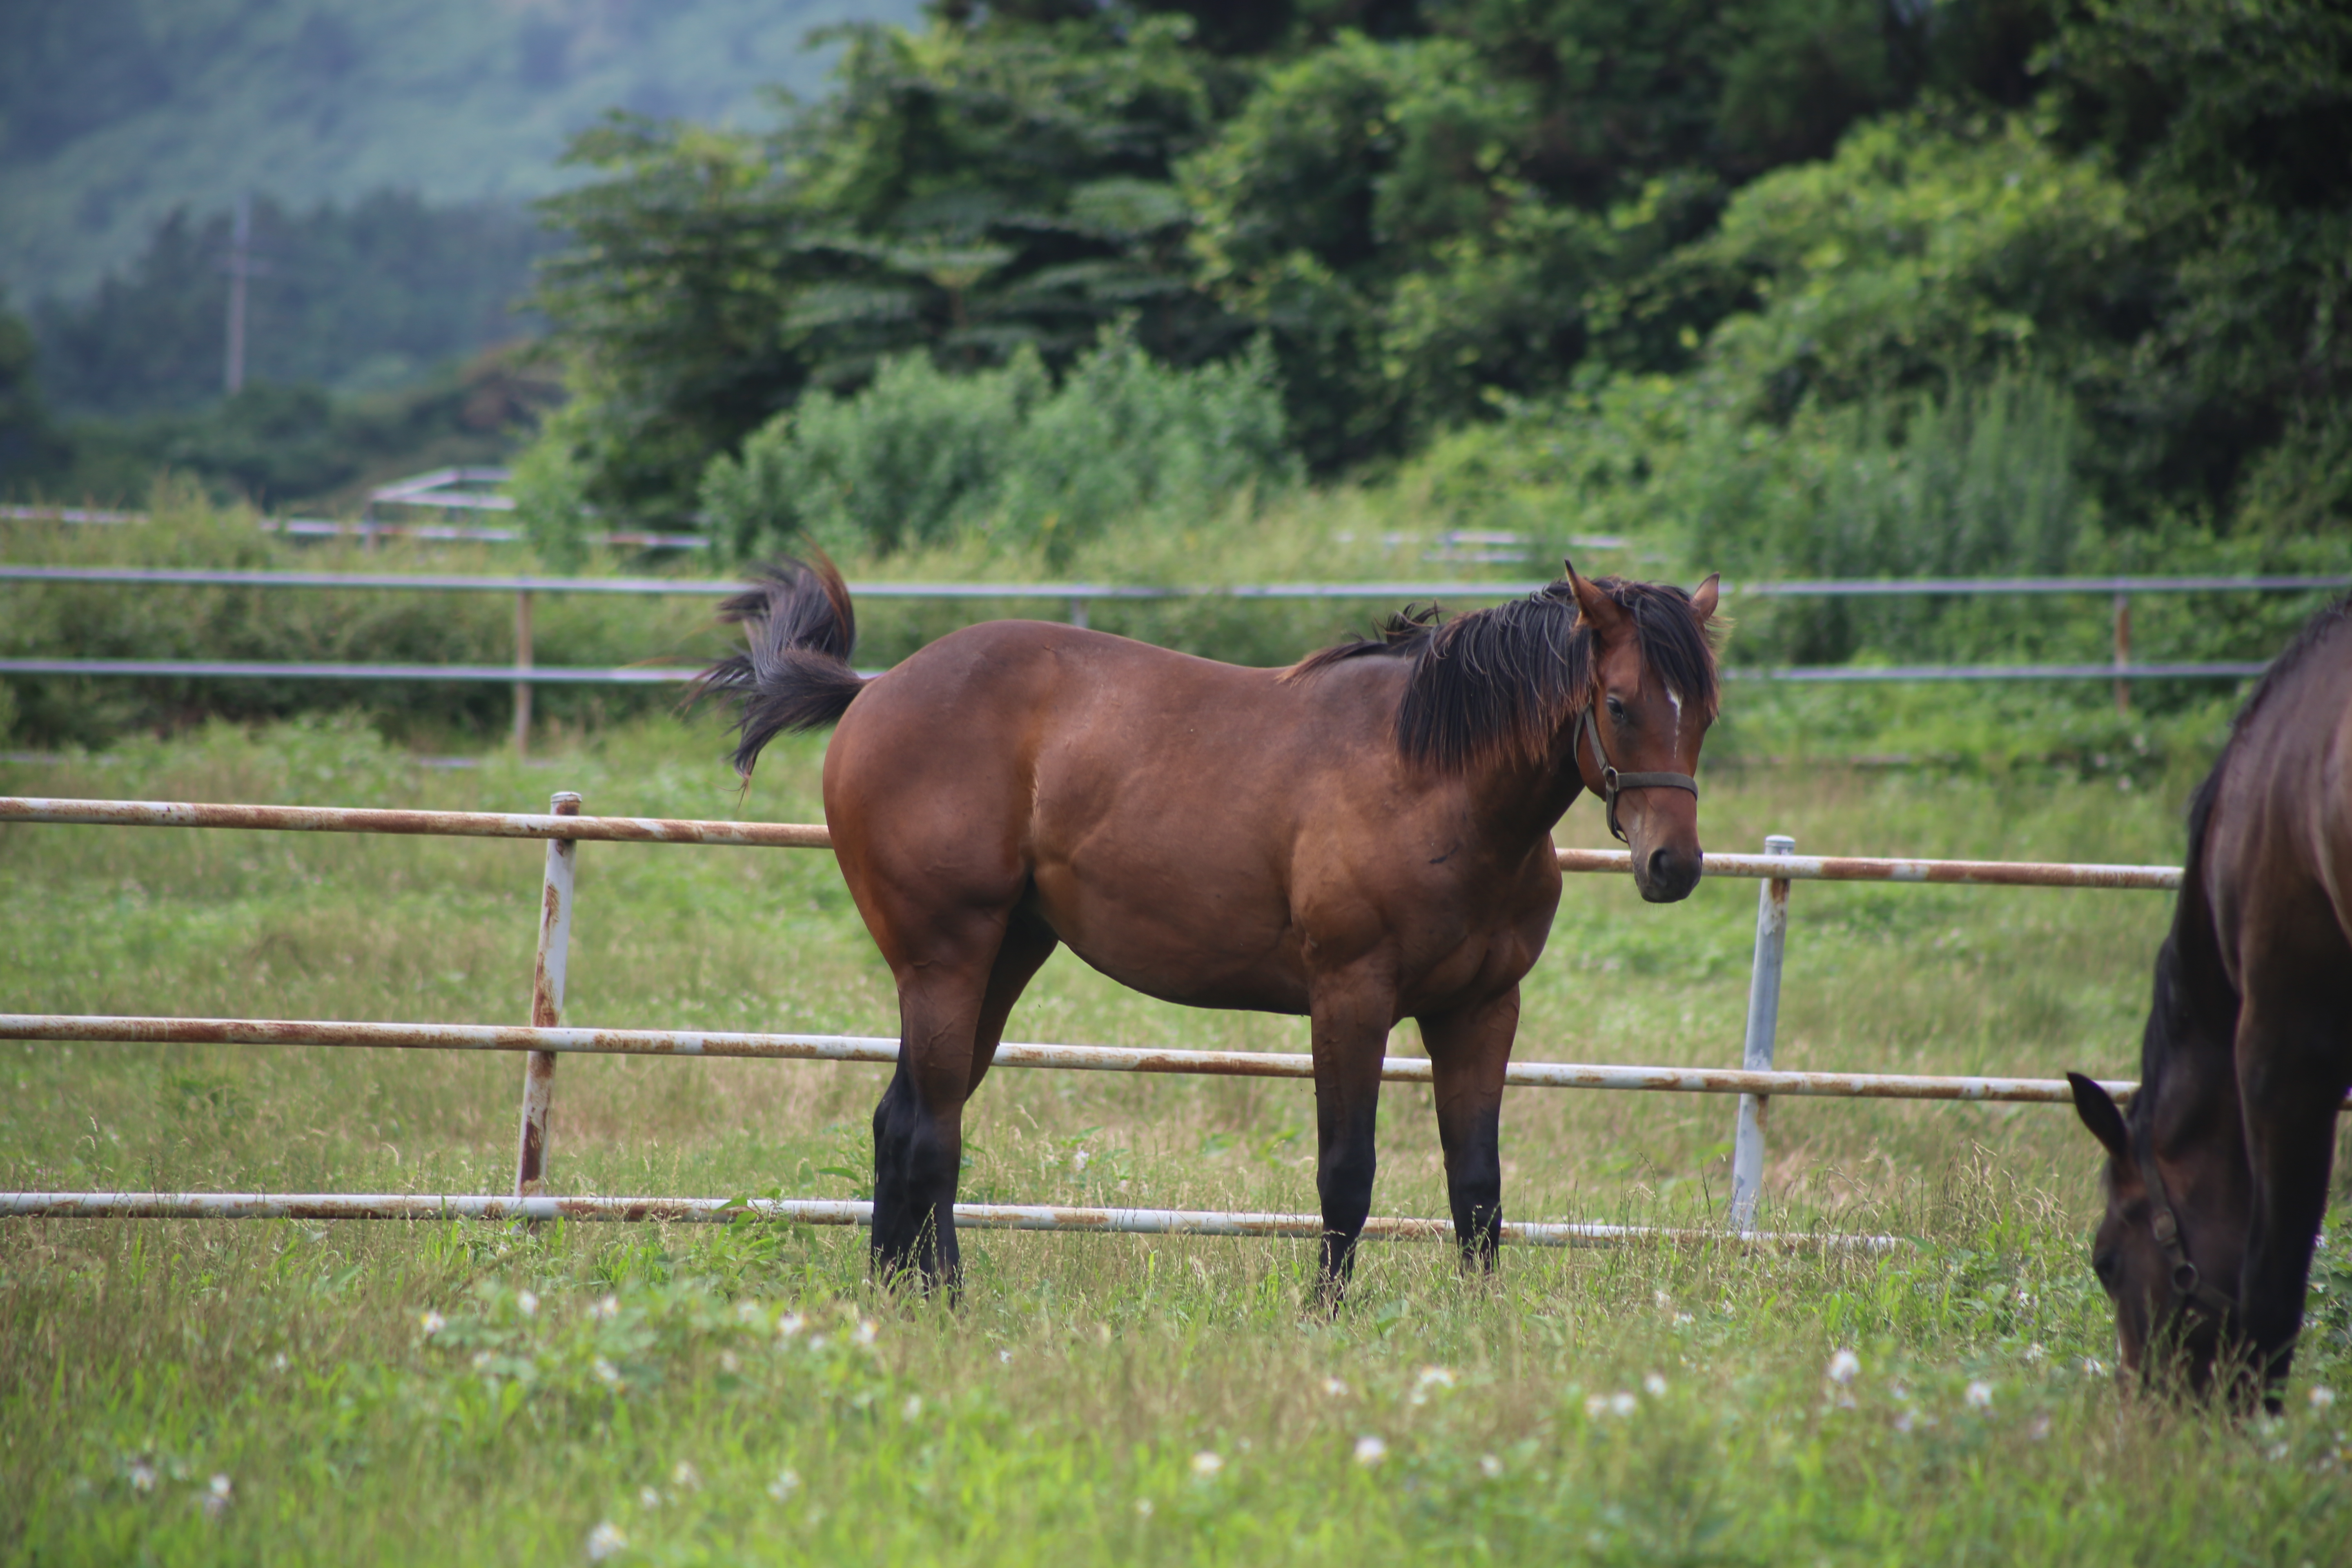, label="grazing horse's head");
[2067,913,2251,1395]
[1564,564,1719,902]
